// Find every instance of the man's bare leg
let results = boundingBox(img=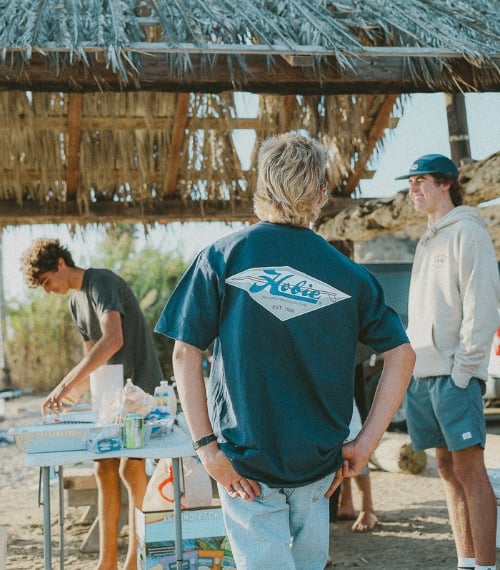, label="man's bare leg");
[351,473,378,532]
[452,446,497,566]
[337,477,356,520]
[337,475,378,531]
[95,458,121,570]
[436,445,497,566]
[120,458,149,570]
